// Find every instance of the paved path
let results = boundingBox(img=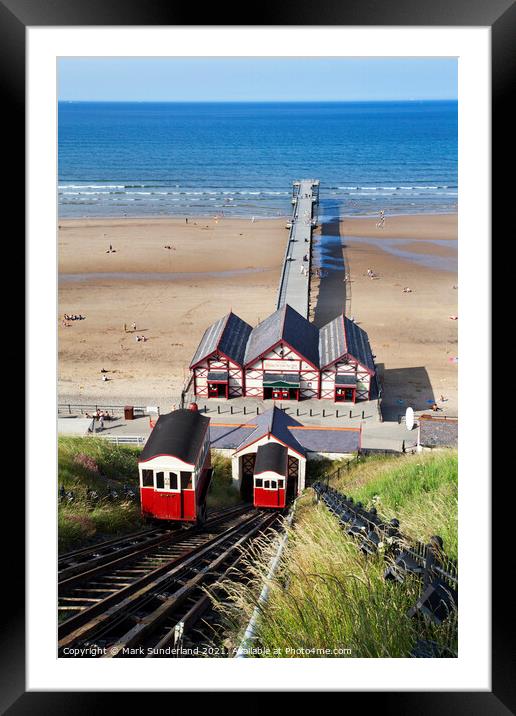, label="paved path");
[276,179,319,318]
